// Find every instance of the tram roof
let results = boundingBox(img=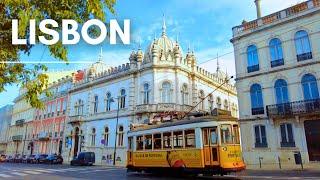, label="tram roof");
[129,115,238,132]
